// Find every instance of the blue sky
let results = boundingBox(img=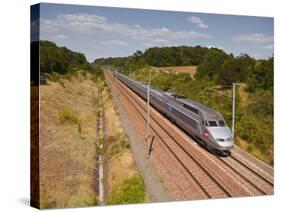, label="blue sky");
[35,3,274,62]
